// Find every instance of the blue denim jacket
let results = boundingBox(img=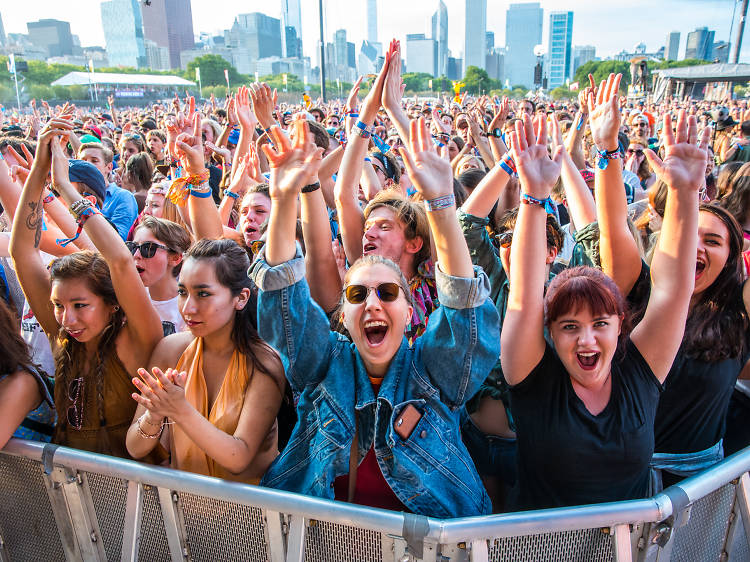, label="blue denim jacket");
[249,248,500,518]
